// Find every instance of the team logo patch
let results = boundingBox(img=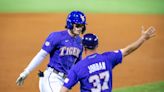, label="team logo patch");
[45,41,50,46]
